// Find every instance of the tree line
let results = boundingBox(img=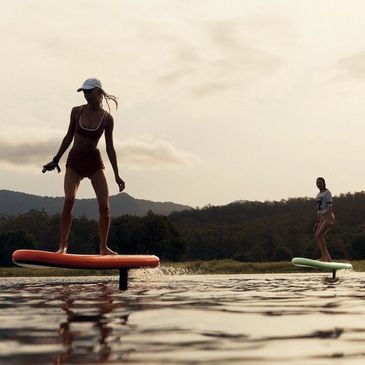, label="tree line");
[0,210,185,267]
[2,192,365,266]
[169,192,365,262]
